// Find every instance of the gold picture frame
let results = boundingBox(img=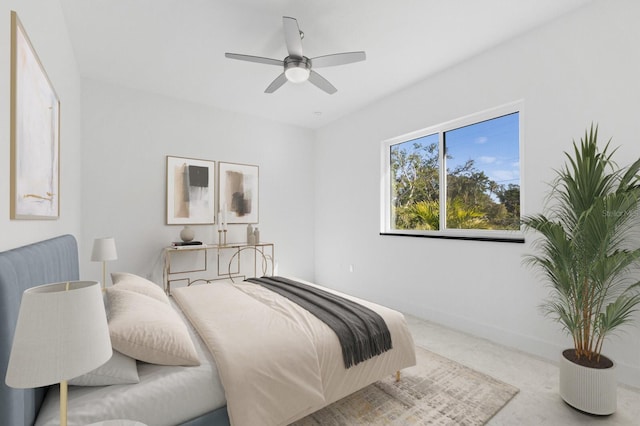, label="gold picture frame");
[10,11,61,219]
